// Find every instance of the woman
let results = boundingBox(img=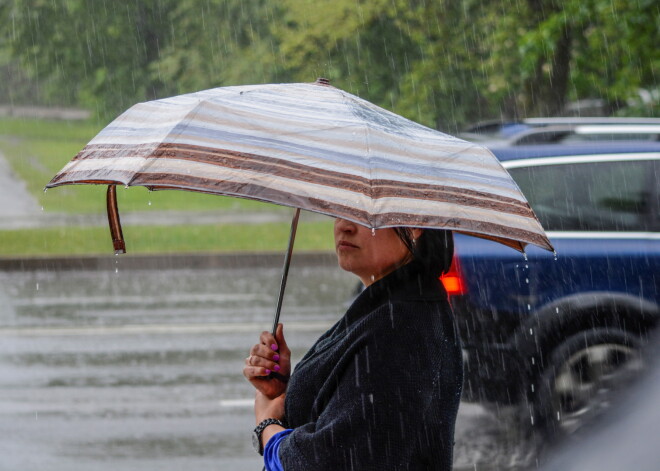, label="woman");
[243,218,463,470]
